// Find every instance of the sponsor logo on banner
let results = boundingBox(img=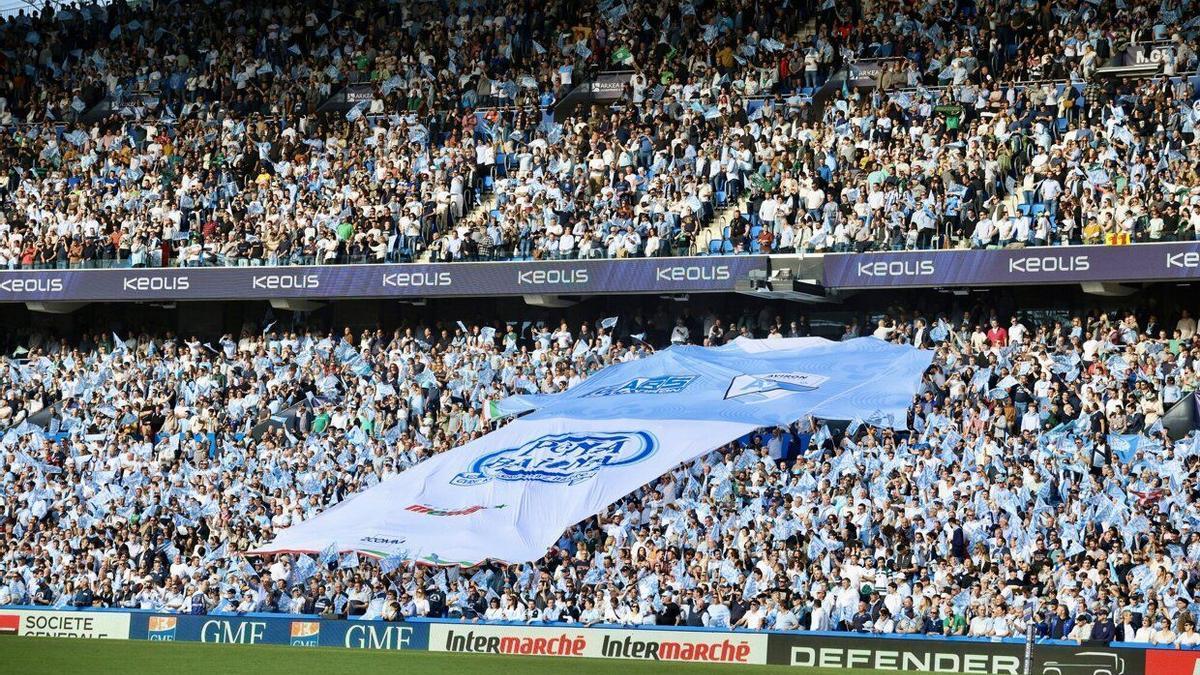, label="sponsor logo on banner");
[598,635,756,662]
[0,613,18,634]
[381,271,453,288]
[450,432,657,486]
[517,268,589,285]
[655,265,731,281]
[147,616,178,640]
[125,614,429,649]
[429,624,768,664]
[290,621,320,647]
[767,634,1145,675]
[342,624,418,650]
[1167,251,1200,268]
[200,619,268,644]
[1039,650,1127,675]
[855,259,936,277]
[1007,255,1090,273]
[0,277,64,293]
[780,644,1022,673]
[251,273,320,290]
[441,628,587,657]
[13,610,131,639]
[405,504,507,516]
[581,375,699,397]
[1146,648,1200,674]
[355,535,407,555]
[122,275,189,291]
[725,372,829,401]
